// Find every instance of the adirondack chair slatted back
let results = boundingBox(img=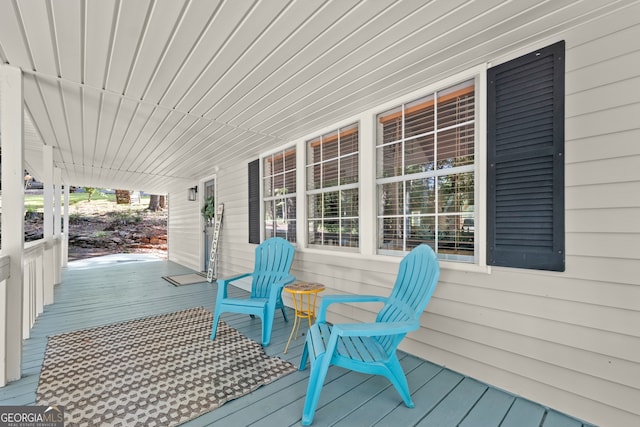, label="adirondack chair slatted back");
[298,244,440,425]
[376,244,440,350]
[250,237,295,299]
[212,237,295,347]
